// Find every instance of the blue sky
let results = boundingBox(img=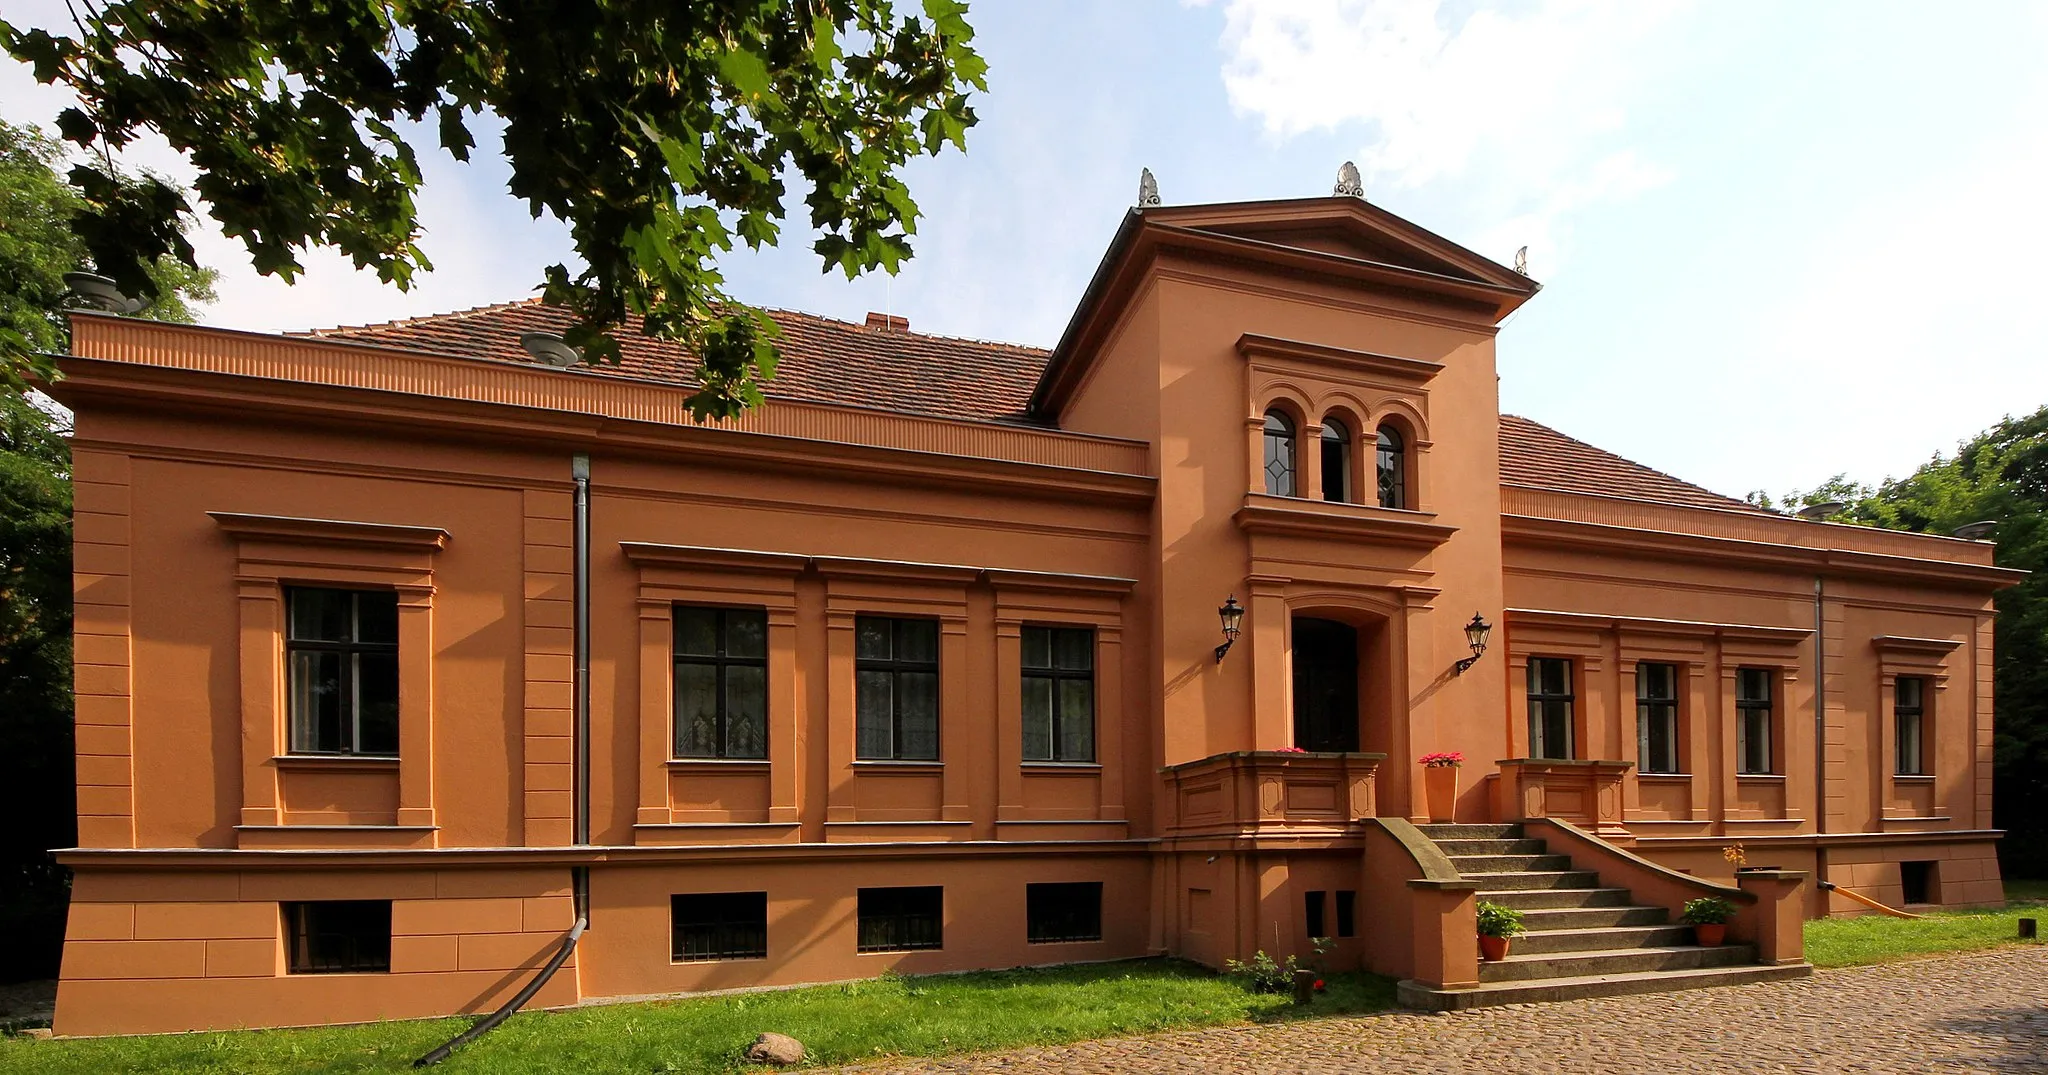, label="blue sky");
[6,1,2046,501]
